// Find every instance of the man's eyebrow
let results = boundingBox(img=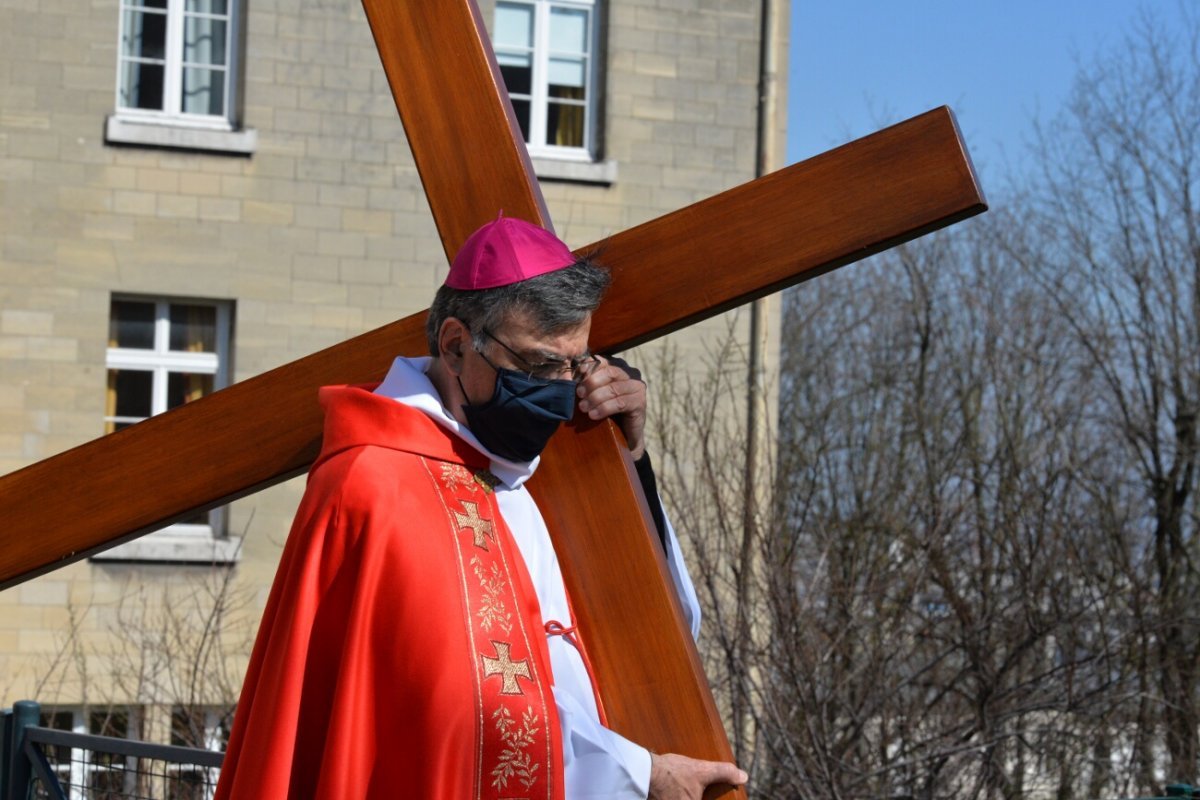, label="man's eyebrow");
[525,347,588,364]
